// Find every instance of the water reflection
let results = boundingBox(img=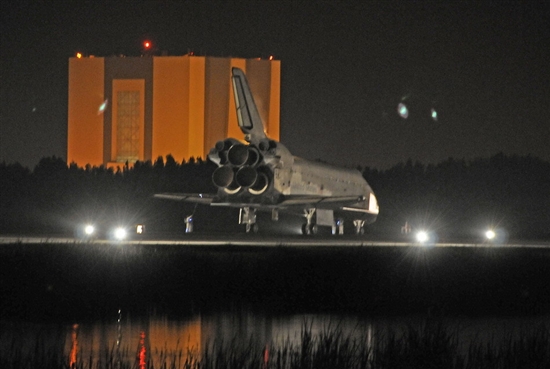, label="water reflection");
[1,310,549,367]
[69,323,78,368]
[60,314,202,366]
[61,312,352,365]
[64,312,550,363]
[138,330,146,369]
